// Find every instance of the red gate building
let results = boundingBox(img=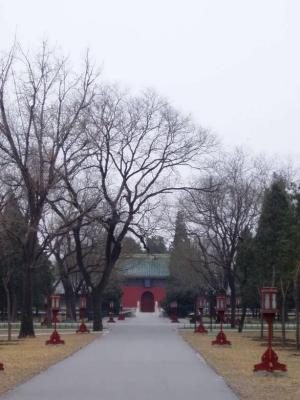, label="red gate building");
[120,254,170,312]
